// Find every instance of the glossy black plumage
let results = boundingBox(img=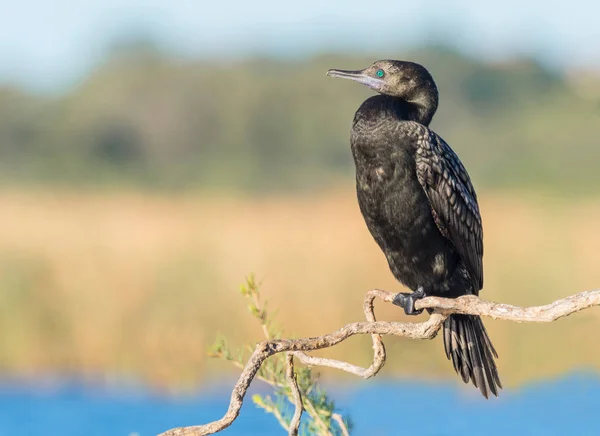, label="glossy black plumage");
[327,60,501,398]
